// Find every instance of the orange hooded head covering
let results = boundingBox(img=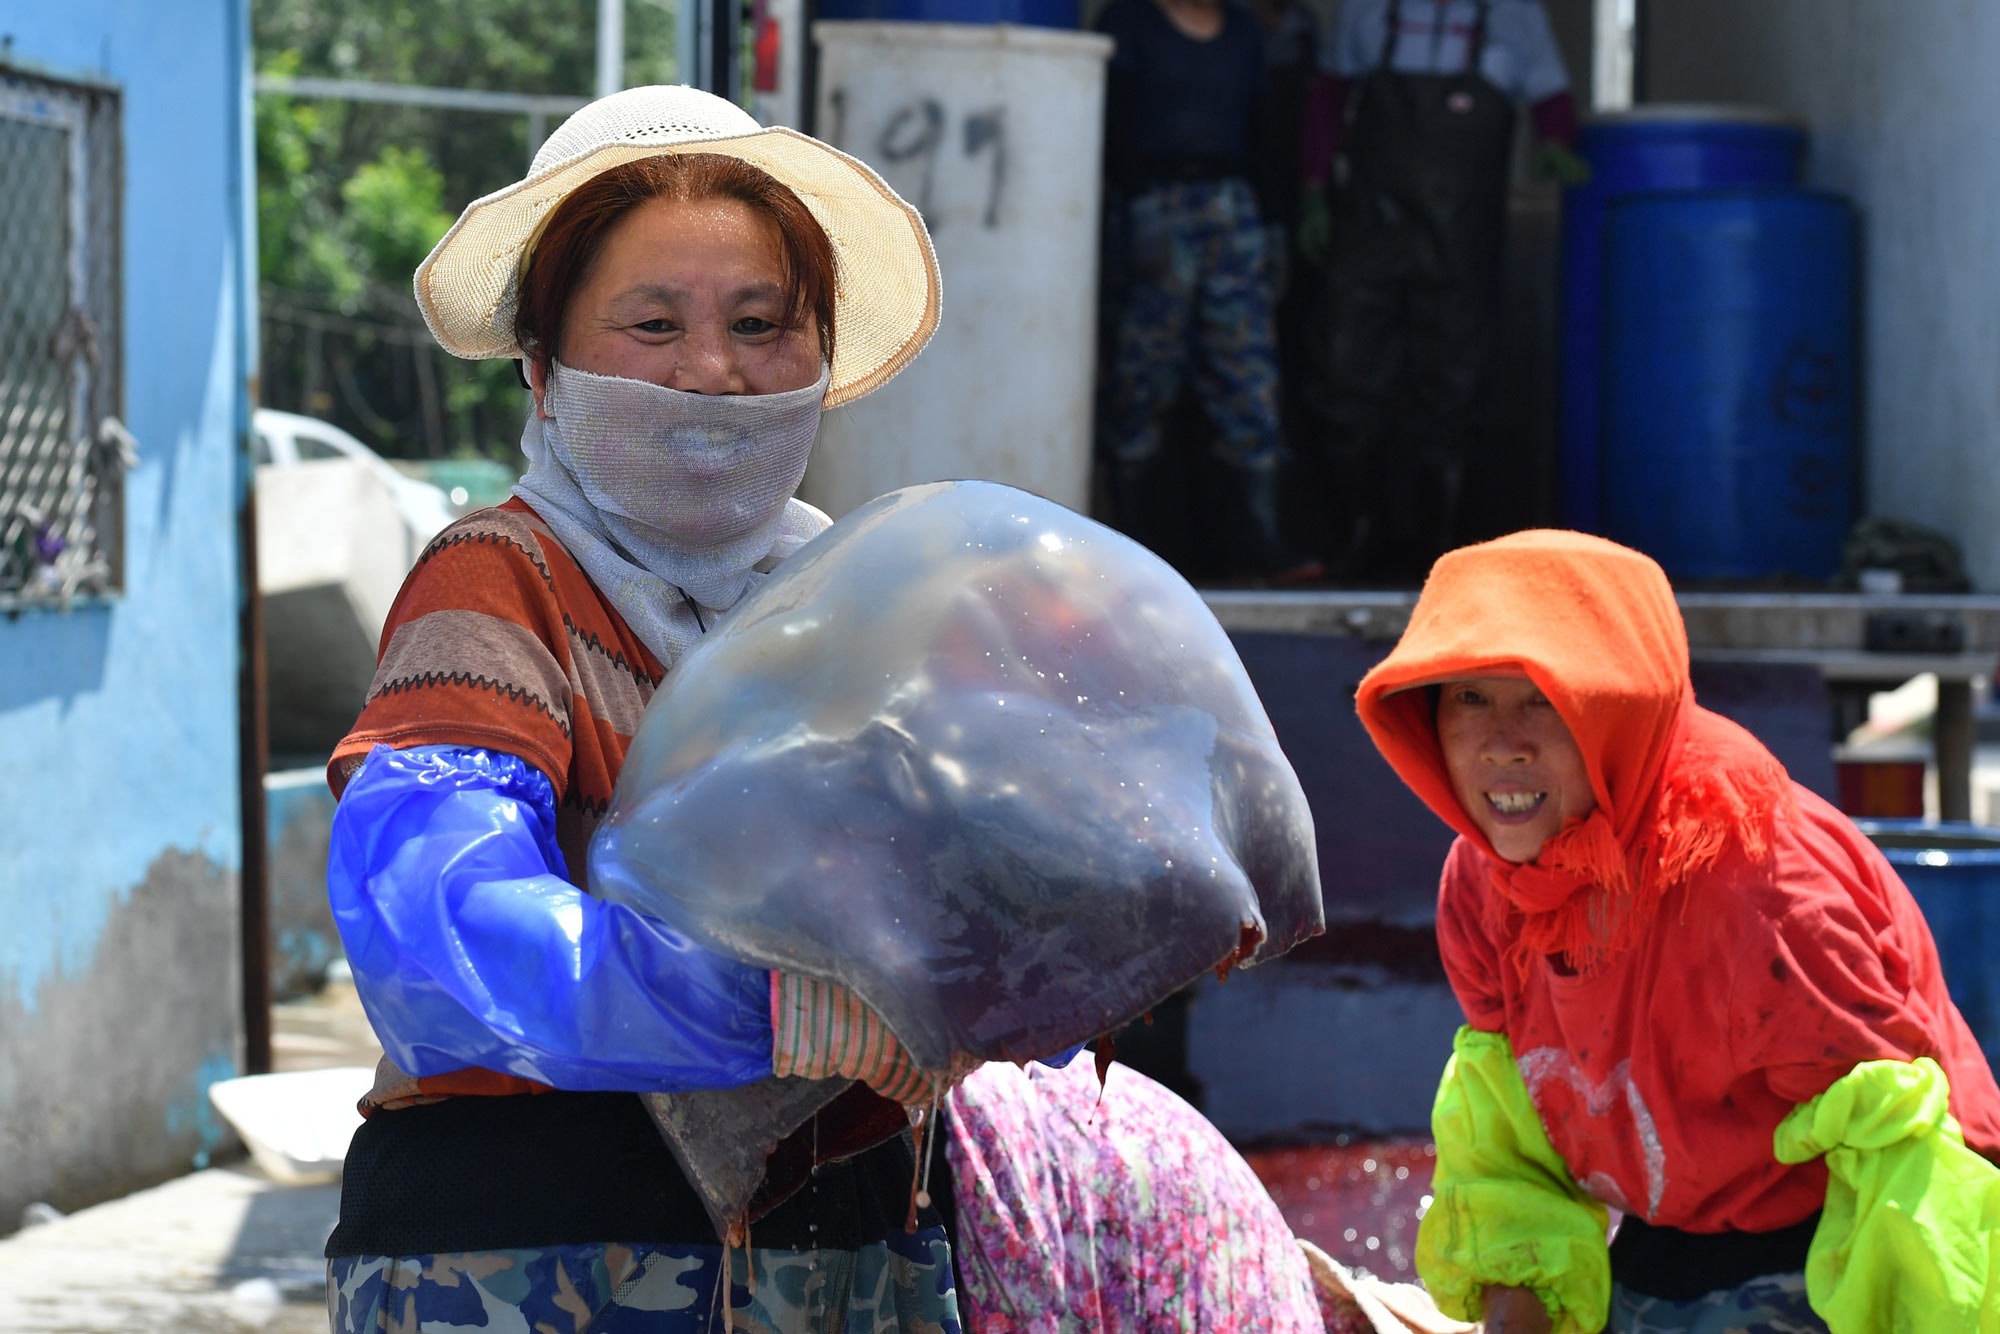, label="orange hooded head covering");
[1355,530,1795,975]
